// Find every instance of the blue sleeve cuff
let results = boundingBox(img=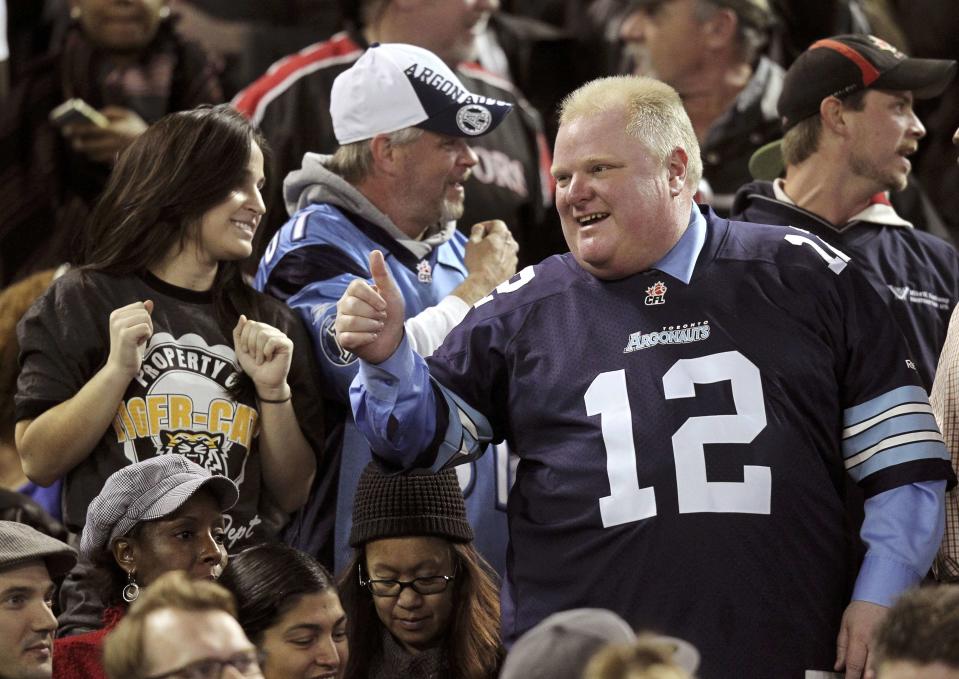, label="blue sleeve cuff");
[853,480,946,606]
[358,334,415,405]
[852,553,922,607]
